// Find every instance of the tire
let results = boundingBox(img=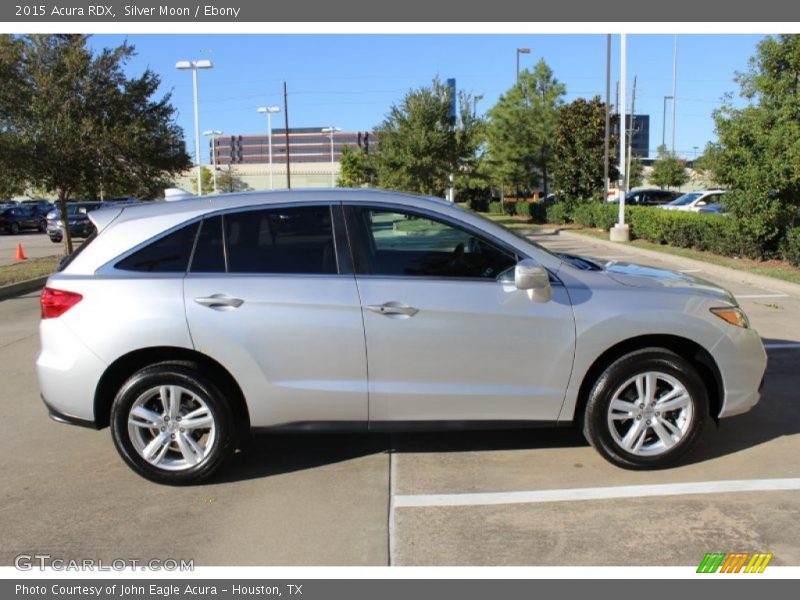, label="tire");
[38,219,47,233]
[10,222,19,235]
[582,348,707,470]
[110,363,236,485]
